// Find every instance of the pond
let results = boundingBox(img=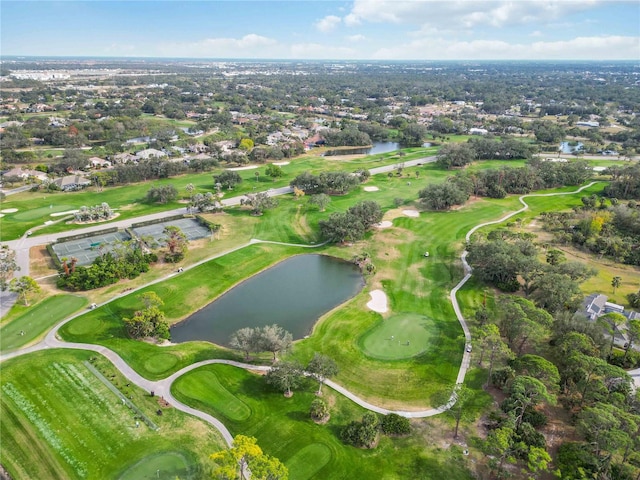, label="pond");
[322,141,433,156]
[170,254,364,345]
